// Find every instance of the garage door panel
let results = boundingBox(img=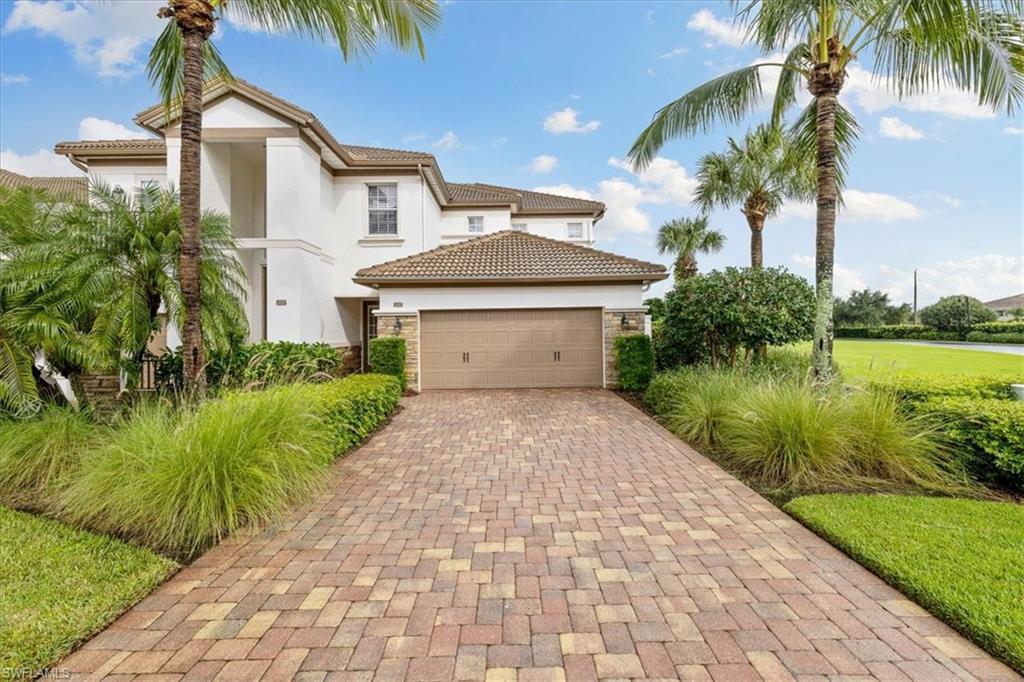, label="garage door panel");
[420,308,603,389]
